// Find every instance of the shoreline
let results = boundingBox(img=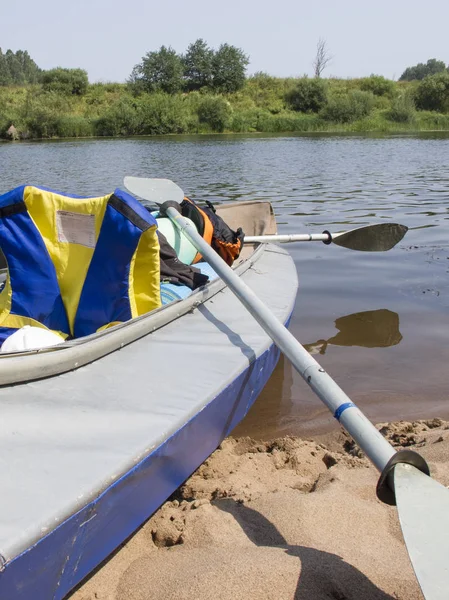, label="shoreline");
[69,418,448,599]
[3,75,449,141]
[2,128,449,144]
